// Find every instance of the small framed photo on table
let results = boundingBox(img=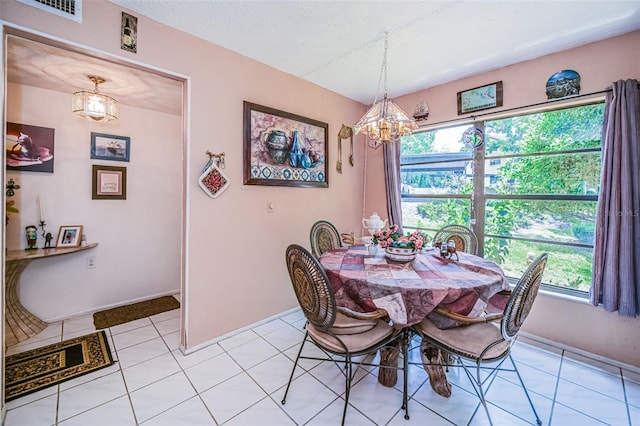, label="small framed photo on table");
[56,225,83,248]
[92,165,127,200]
